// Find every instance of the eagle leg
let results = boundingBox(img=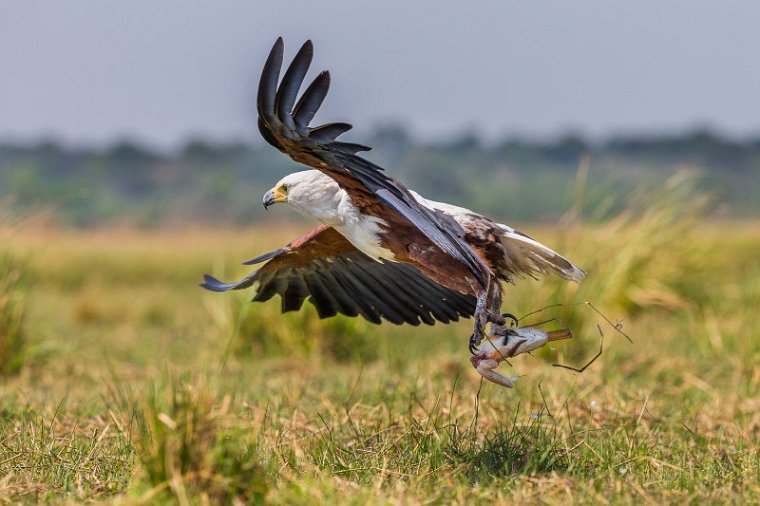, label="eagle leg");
[469,291,489,352]
[488,311,507,326]
[486,277,505,325]
[469,276,507,353]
